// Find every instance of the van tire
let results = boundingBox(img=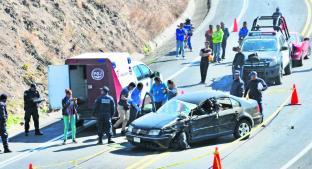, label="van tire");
[284,63,292,75]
